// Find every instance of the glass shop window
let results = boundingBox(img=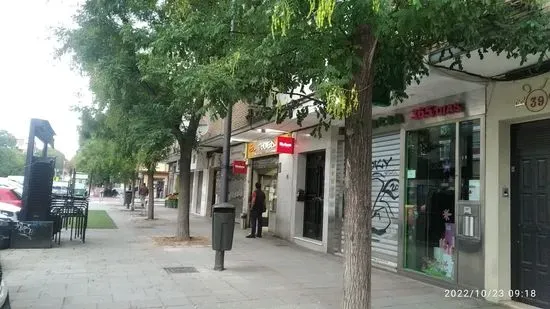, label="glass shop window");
[459,120,481,201]
[404,123,456,280]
